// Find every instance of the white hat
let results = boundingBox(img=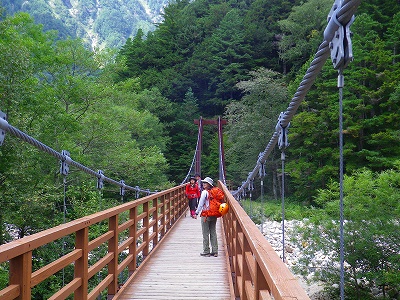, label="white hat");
[201,177,214,186]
